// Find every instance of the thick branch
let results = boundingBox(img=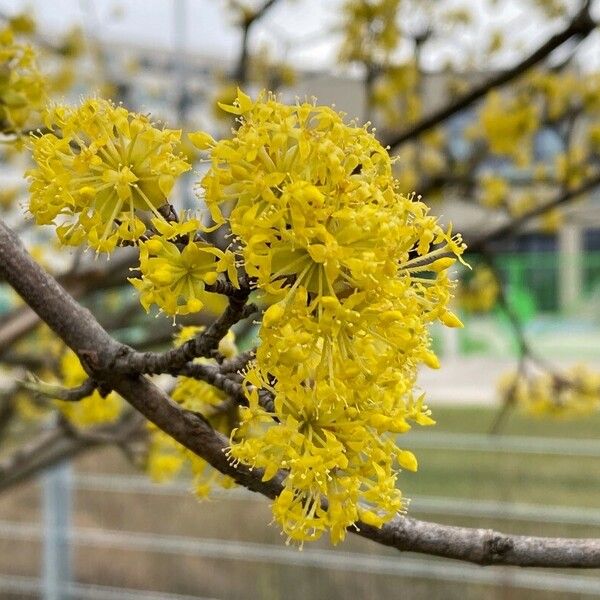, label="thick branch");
[384,3,595,148]
[0,249,135,353]
[3,218,600,567]
[98,374,600,567]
